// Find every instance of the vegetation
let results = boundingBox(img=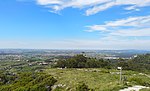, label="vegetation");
[45,68,149,91]
[55,54,150,73]
[140,88,150,91]
[55,54,110,68]
[0,71,57,91]
[76,82,91,91]
[0,54,150,91]
[116,54,150,73]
